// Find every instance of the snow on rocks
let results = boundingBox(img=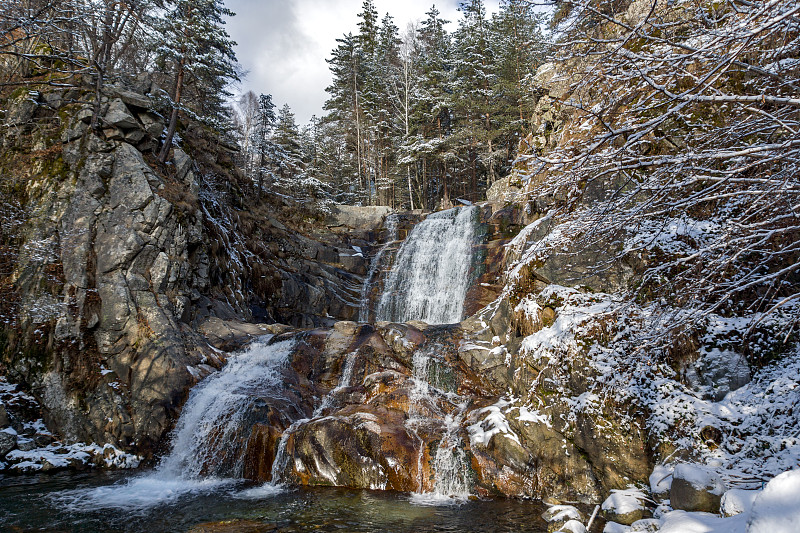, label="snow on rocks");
[602,487,651,525]
[670,464,726,513]
[554,520,587,533]
[603,522,632,533]
[542,504,585,524]
[0,377,141,474]
[746,469,800,533]
[467,398,521,446]
[649,464,673,498]
[720,488,760,517]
